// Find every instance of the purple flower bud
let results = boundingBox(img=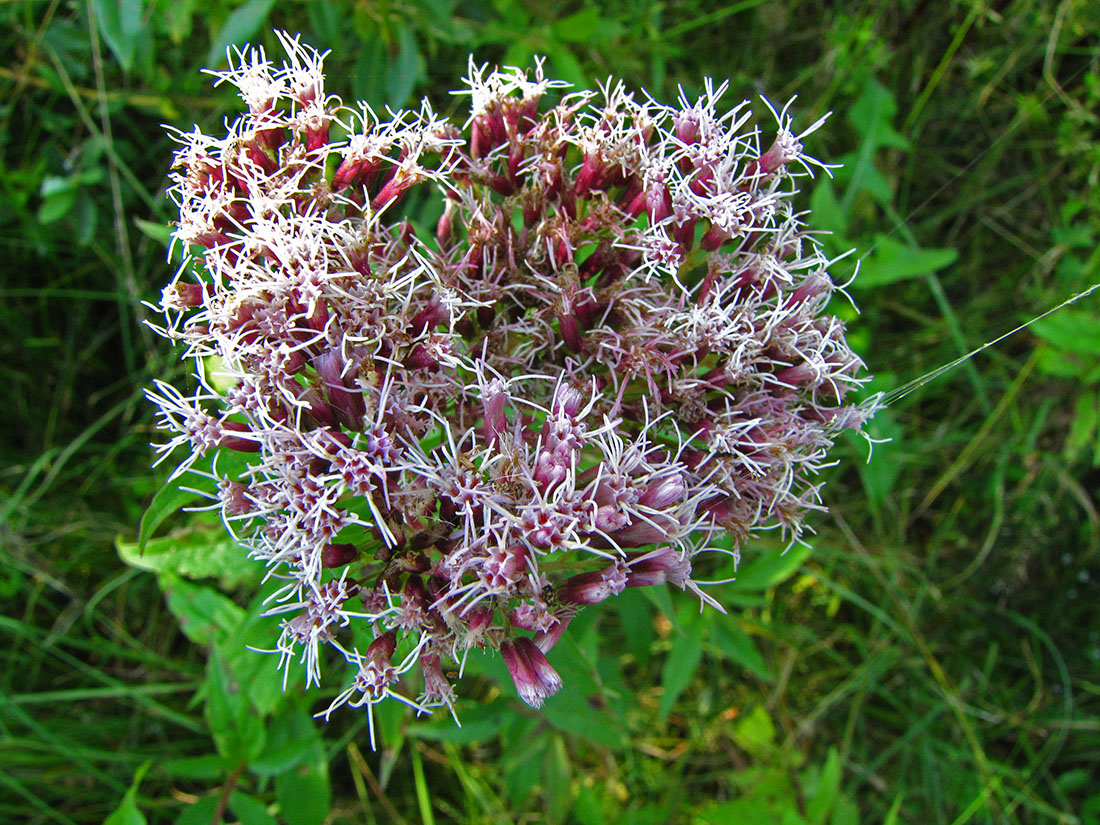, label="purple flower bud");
[501,638,563,709]
[624,547,693,589]
[532,614,571,653]
[638,474,686,510]
[321,542,359,568]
